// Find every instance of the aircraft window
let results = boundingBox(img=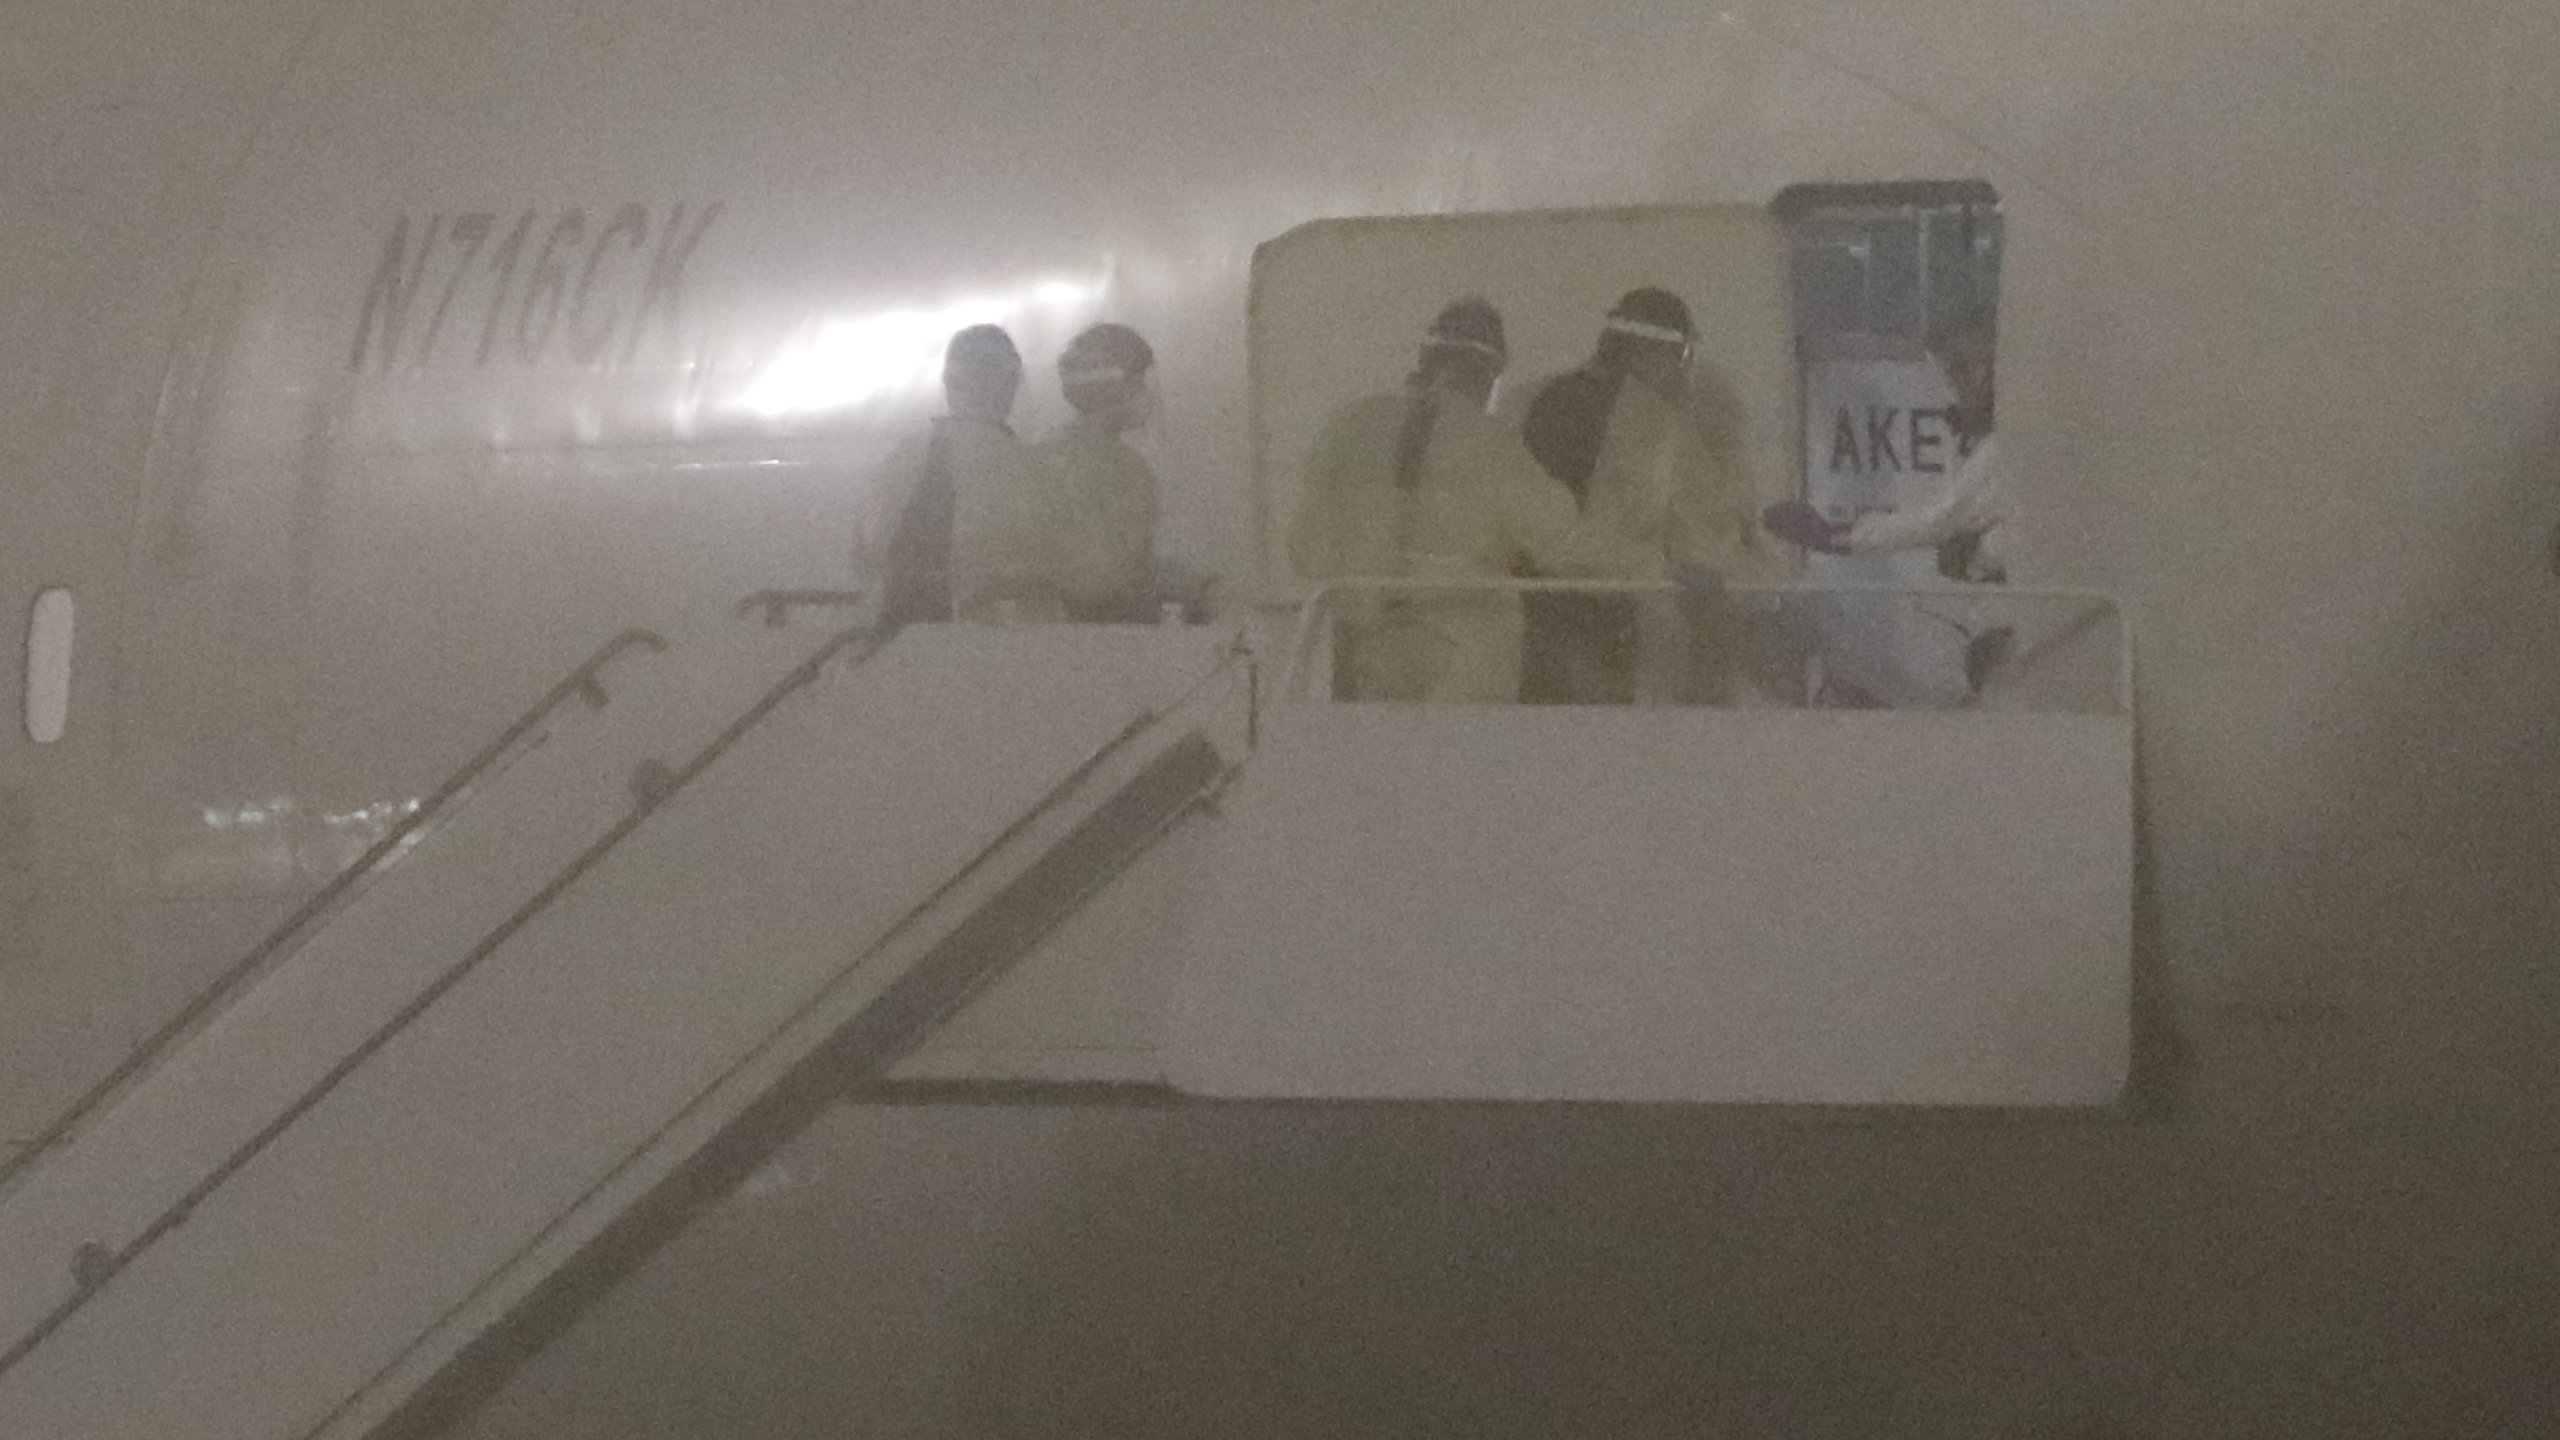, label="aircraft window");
[1861,220,1925,337]
[1925,207,2001,333]
[1788,223,1872,340]
[24,587,73,744]
[1775,180,2003,347]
